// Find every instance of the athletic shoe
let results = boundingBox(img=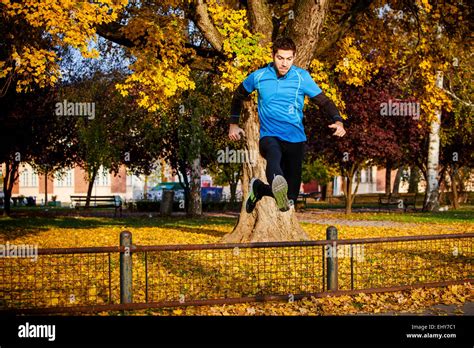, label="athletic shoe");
[288,199,295,212]
[272,175,290,212]
[245,178,263,213]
